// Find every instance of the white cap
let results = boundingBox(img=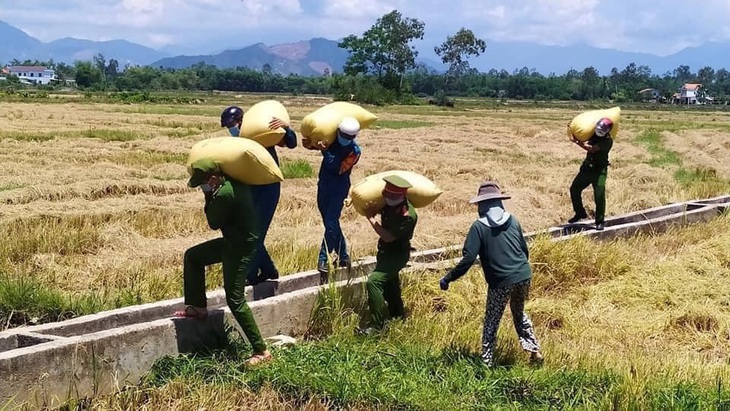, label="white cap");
[338,116,360,137]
